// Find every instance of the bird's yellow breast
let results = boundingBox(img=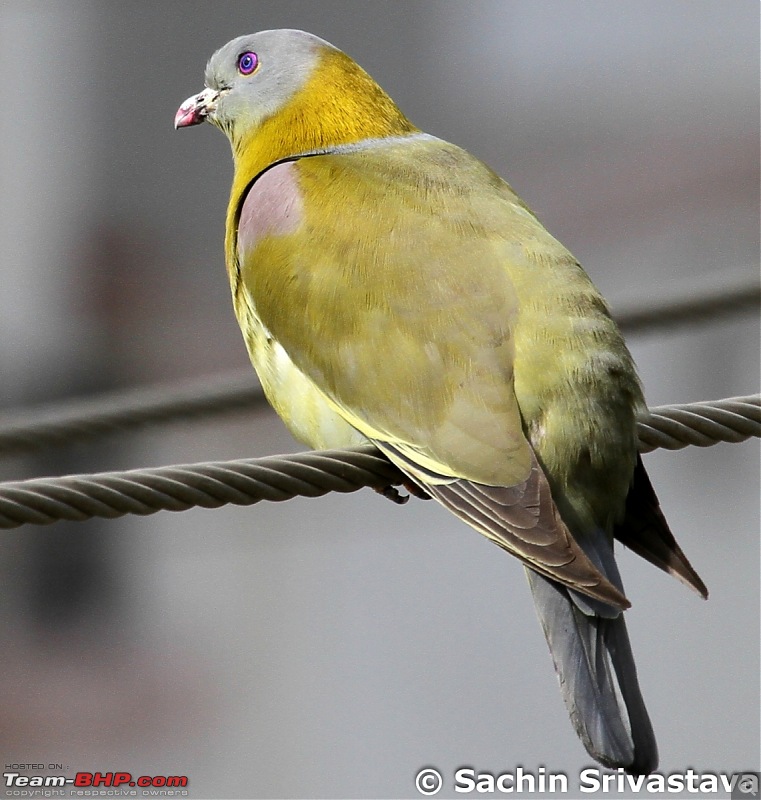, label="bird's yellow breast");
[231,158,366,449]
[233,280,366,450]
